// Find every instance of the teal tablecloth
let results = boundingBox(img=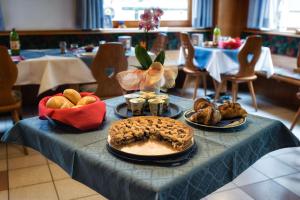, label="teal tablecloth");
[1,96,299,200]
